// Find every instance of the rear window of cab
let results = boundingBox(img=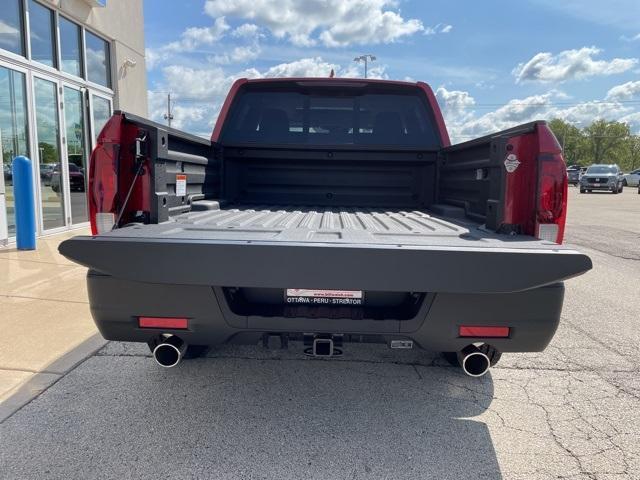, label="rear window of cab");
[221,84,440,148]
